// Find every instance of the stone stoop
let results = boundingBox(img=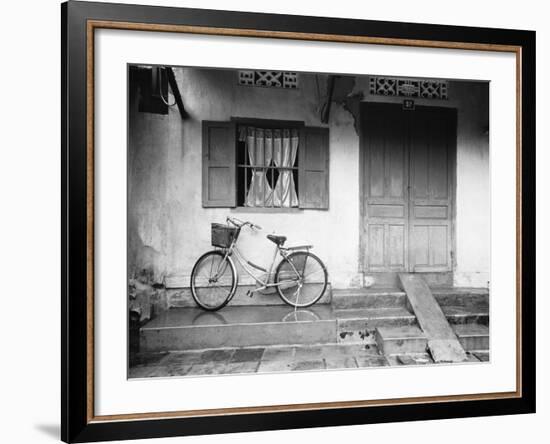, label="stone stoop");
[332,288,415,346]
[332,288,407,309]
[140,305,337,352]
[452,324,490,351]
[375,326,428,355]
[139,286,489,357]
[374,323,489,355]
[371,286,489,357]
[336,307,417,345]
[331,287,489,347]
